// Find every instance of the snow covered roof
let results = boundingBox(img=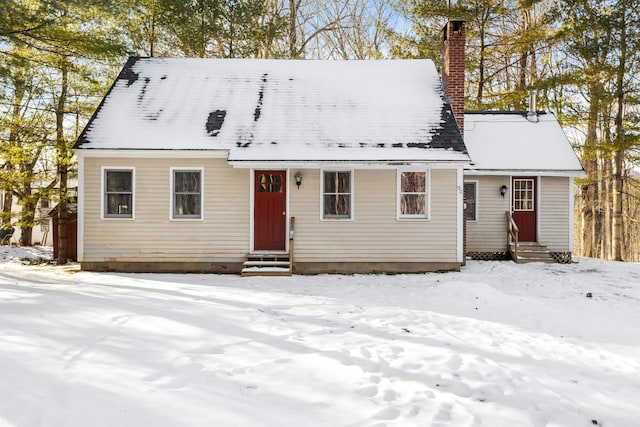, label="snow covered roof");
[74,57,469,163]
[464,112,584,174]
